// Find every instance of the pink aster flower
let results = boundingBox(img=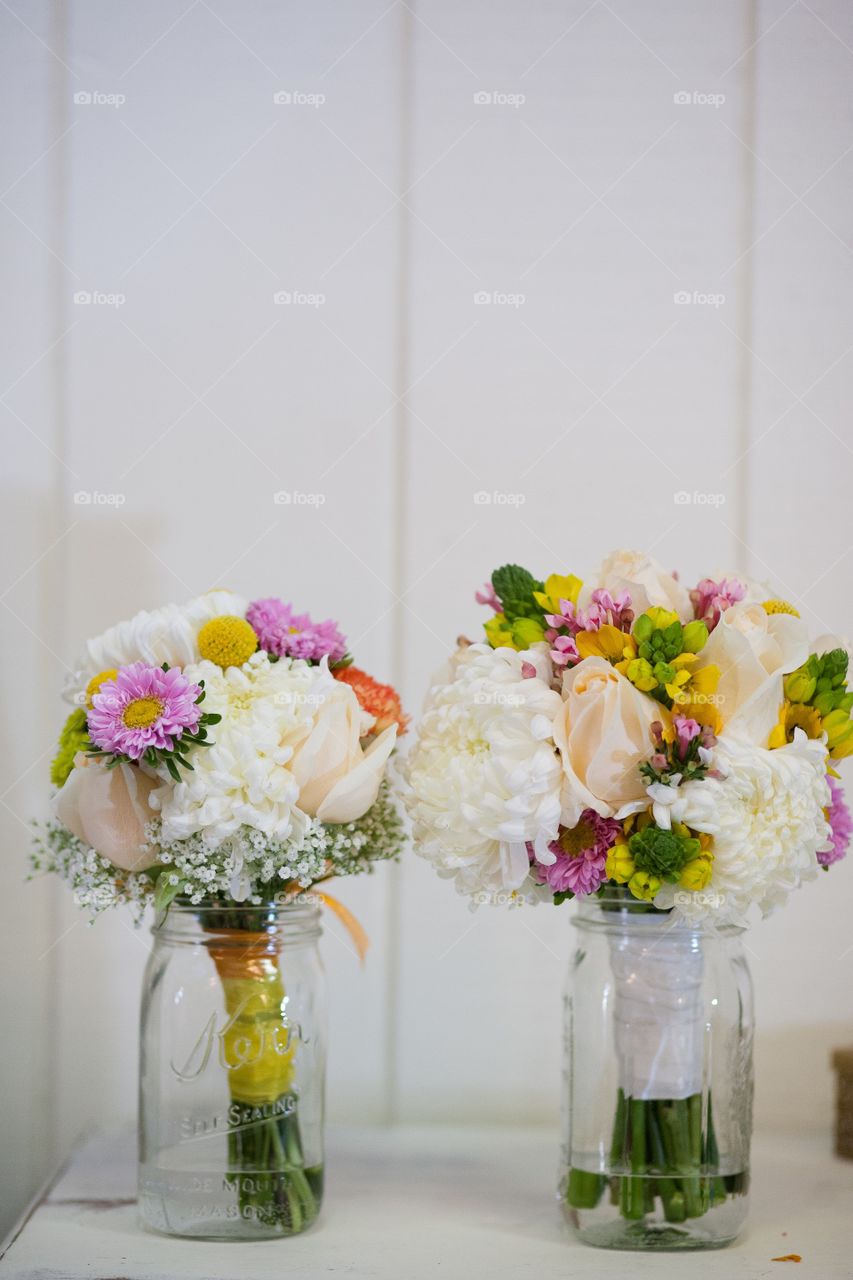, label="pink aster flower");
[528,809,623,897]
[821,776,852,867]
[246,597,348,663]
[691,577,746,631]
[88,662,202,761]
